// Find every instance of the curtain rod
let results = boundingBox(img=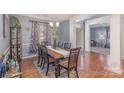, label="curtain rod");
[29,20,49,24]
